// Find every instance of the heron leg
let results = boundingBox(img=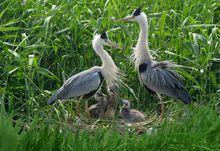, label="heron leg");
[84,100,90,118]
[75,97,83,117]
[99,97,108,118]
[156,93,165,119]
